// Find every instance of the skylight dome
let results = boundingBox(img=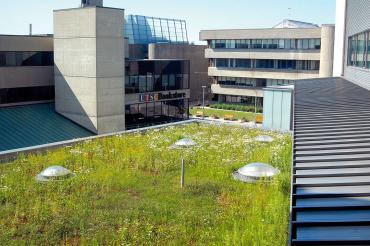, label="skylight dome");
[255,135,274,143]
[172,138,197,149]
[233,163,280,183]
[35,166,75,182]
